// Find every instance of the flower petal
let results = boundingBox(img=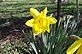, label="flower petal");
[33,29,40,36]
[33,28,41,36]
[40,7,48,17]
[47,27,50,32]
[76,45,82,54]
[67,40,81,54]
[30,8,40,18]
[46,25,50,32]
[25,19,34,27]
[47,16,57,24]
